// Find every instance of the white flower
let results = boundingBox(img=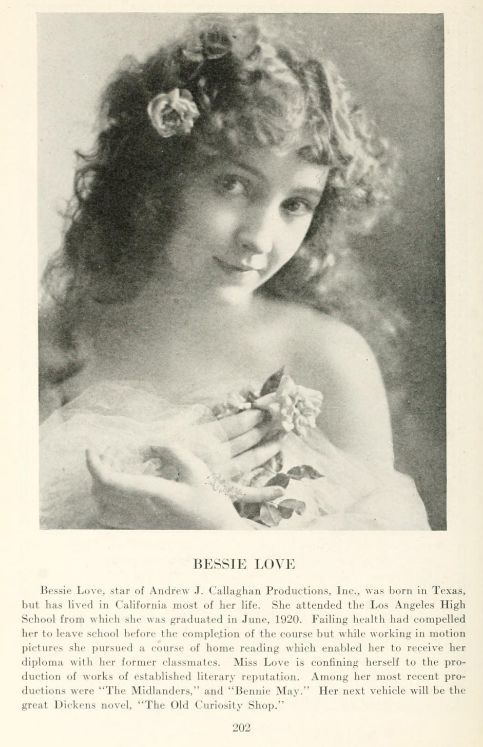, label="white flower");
[147,88,200,138]
[254,374,323,437]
